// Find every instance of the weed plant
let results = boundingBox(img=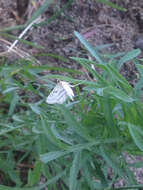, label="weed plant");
[0,0,143,189]
[0,30,143,189]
